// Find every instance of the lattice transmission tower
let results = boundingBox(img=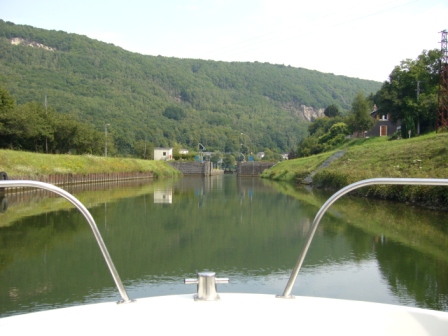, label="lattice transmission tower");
[437,30,448,132]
